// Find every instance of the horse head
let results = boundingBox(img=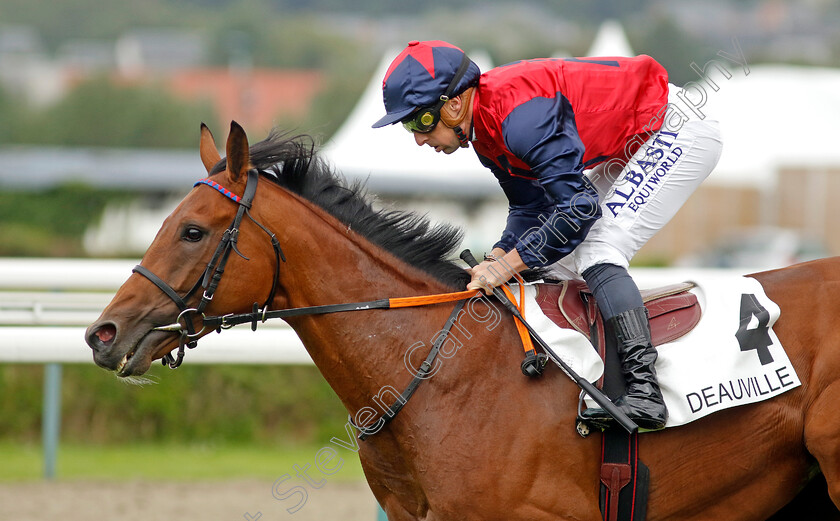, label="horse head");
[86,122,286,376]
